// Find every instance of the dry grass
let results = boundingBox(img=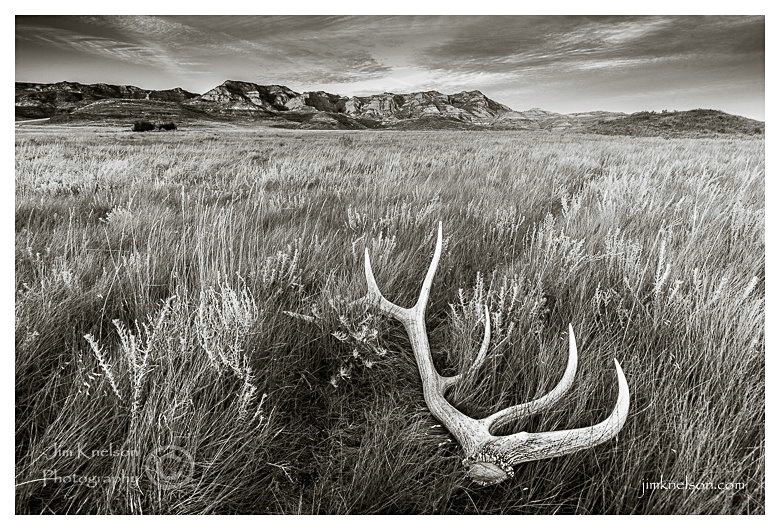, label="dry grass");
[15,126,764,514]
